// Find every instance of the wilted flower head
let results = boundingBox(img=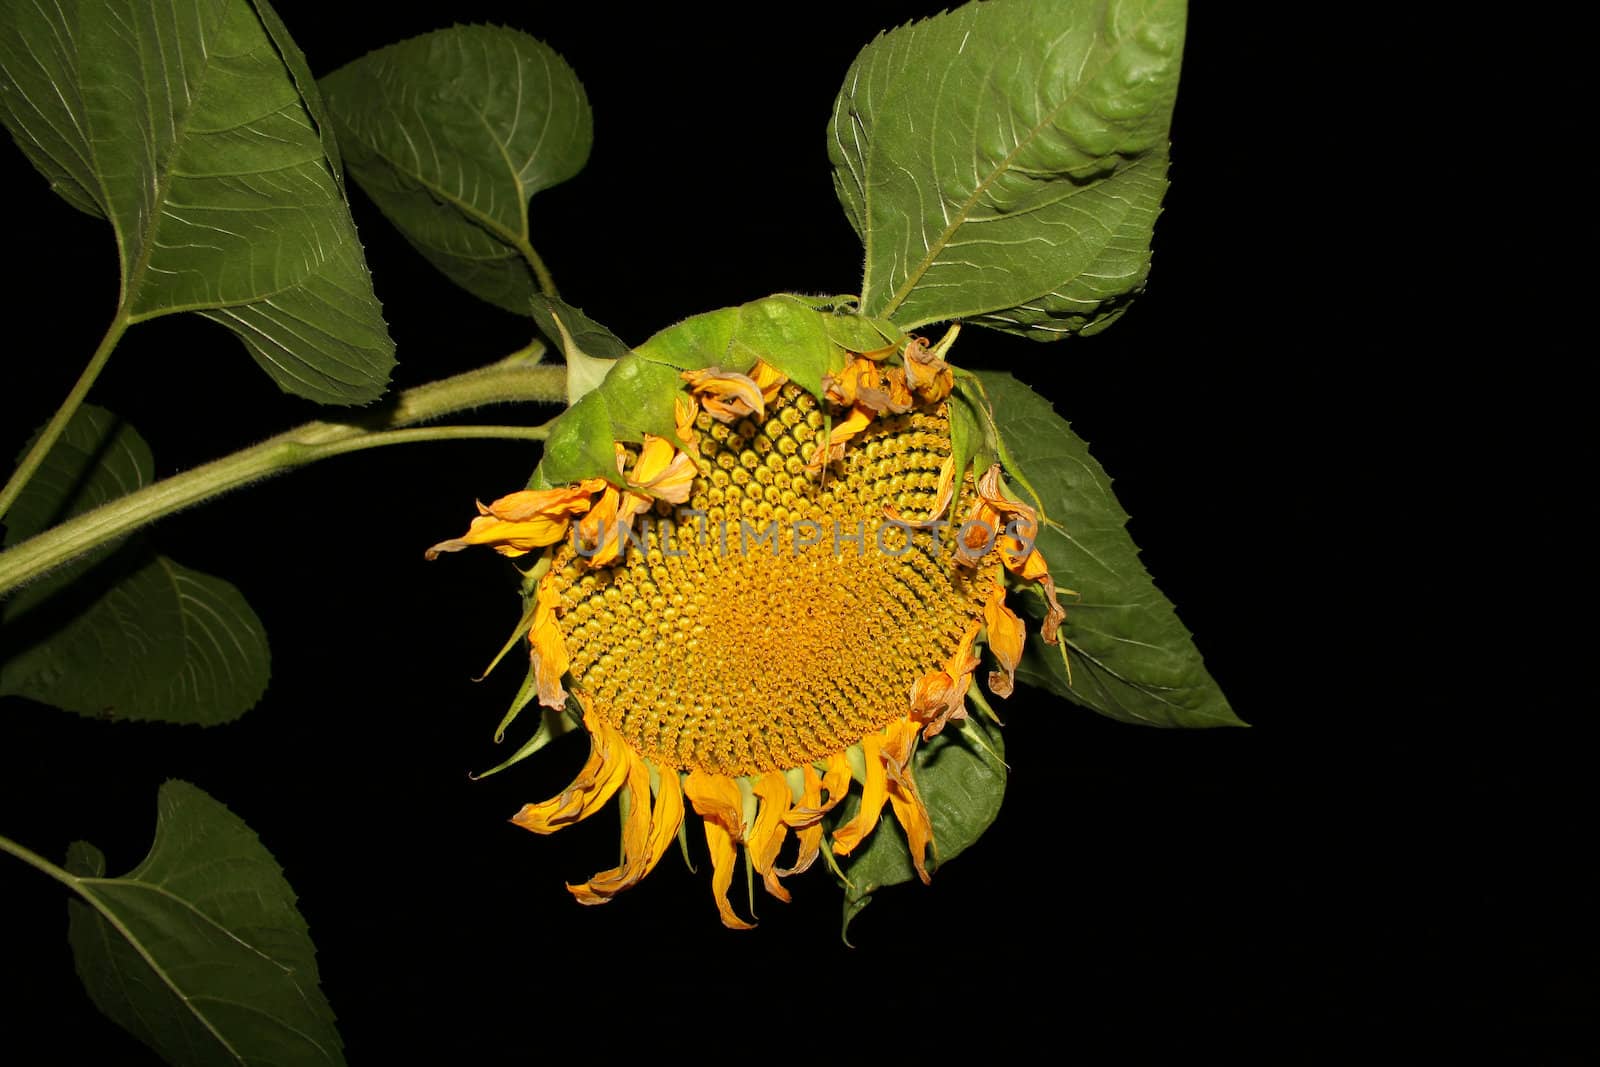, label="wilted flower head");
[429,297,1066,927]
